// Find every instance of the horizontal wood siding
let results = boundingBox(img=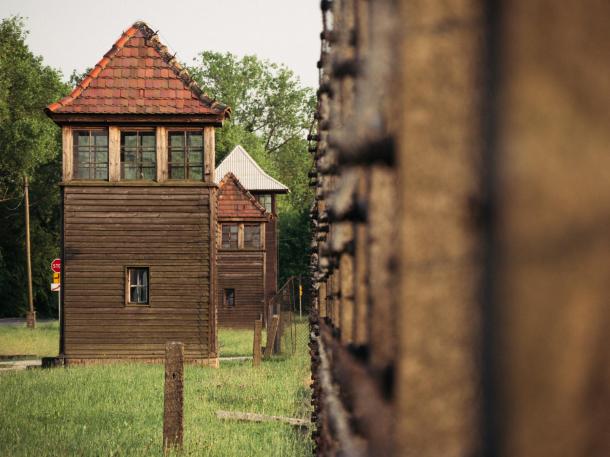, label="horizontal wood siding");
[265,218,278,303]
[217,251,265,328]
[63,186,212,360]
